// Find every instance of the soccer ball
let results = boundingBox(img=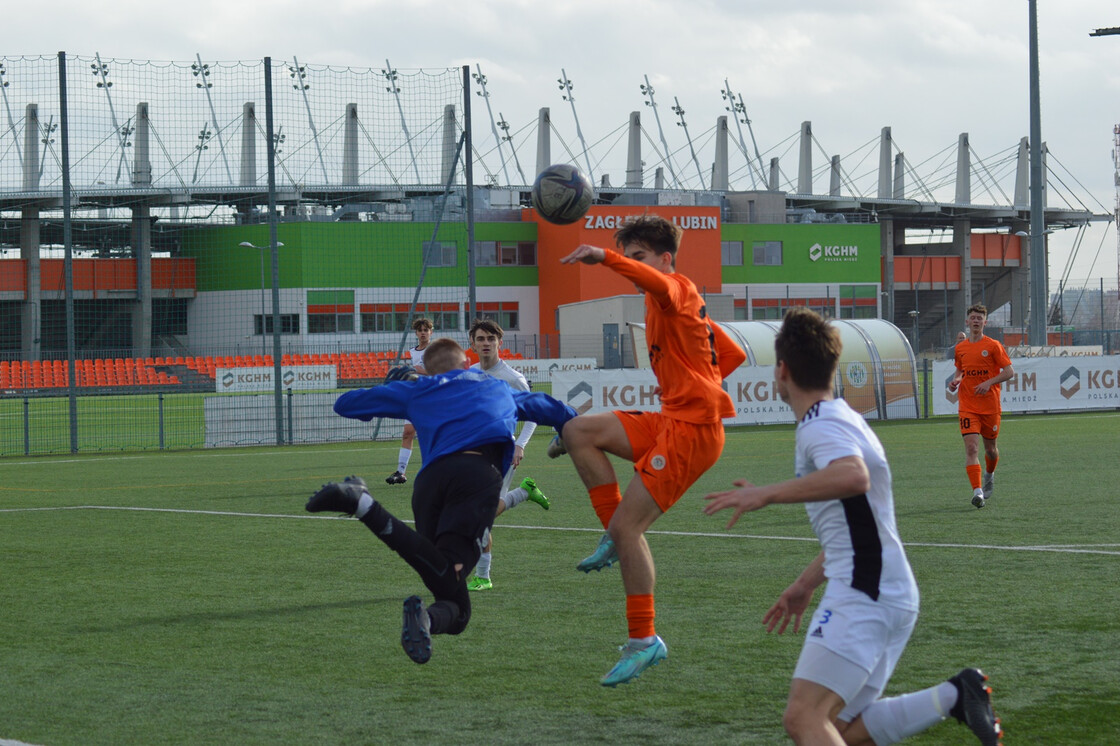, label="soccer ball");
[531,164,593,225]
